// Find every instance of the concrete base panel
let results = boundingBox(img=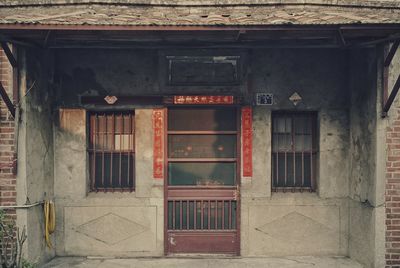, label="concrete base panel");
[247,205,342,256]
[64,206,158,256]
